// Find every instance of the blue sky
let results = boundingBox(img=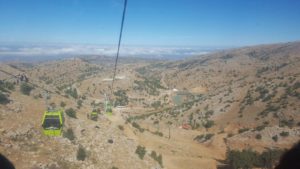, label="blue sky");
[0,0,300,47]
